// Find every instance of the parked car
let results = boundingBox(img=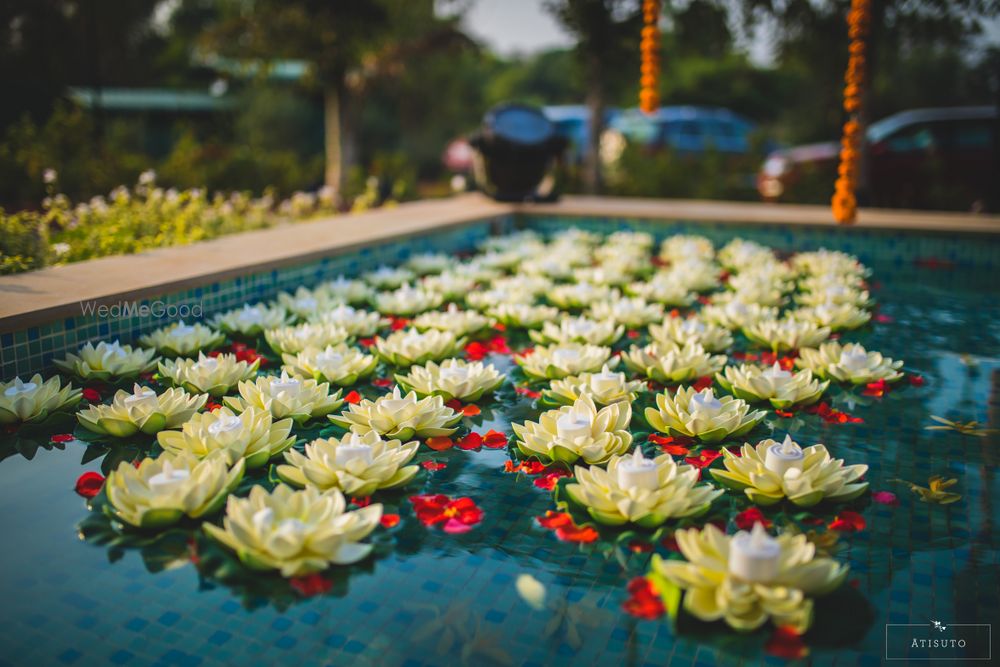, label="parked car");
[610,106,759,154]
[757,106,998,211]
[542,105,619,163]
